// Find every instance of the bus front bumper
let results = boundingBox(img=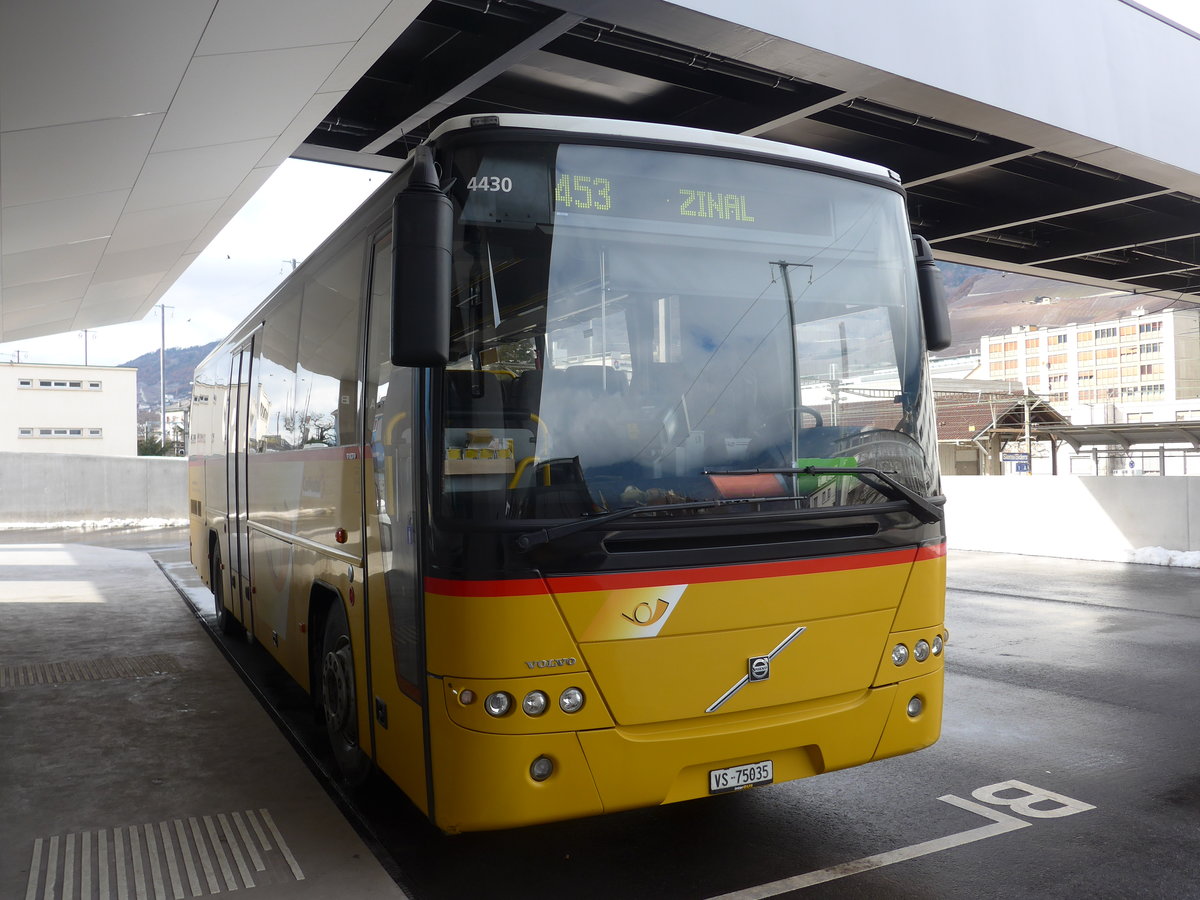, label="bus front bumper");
[428,668,942,833]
